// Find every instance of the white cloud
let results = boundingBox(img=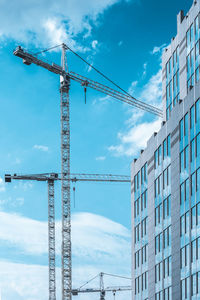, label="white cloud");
[142,62,147,77]
[128,81,138,96]
[140,68,162,107]
[91,40,98,50]
[151,43,167,55]
[0,261,48,300]
[0,211,130,262]
[72,213,130,263]
[33,145,49,152]
[109,68,162,157]
[0,0,129,48]
[108,119,161,156]
[92,95,112,106]
[96,156,106,161]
